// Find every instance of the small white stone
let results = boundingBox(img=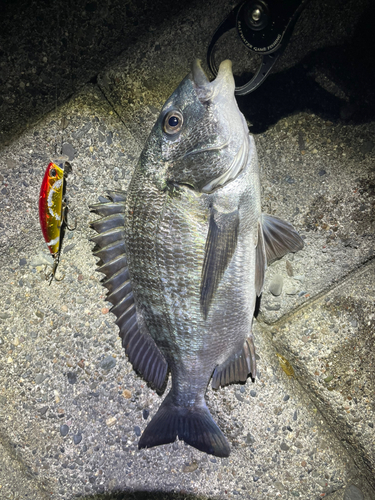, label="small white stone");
[106,416,117,427]
[269,275,283,296]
